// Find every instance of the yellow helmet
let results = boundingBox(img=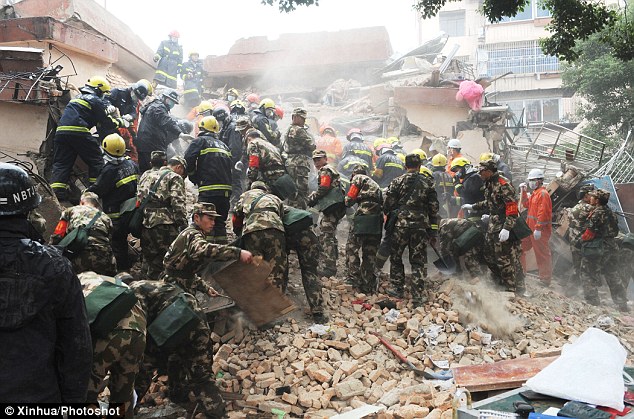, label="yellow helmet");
[397,152,406,163]
[199,115,220,133]
[373,138,387,149]
[387,136,400,145]
[197,101,214,116]
[480,152,495,162]
[450,157,471,171]
[419,166,433,177]
[259,98,275,110]
[102,133,126,157]
[86,75,111,95]
[412,148,427,160]
[431,153,448,167]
